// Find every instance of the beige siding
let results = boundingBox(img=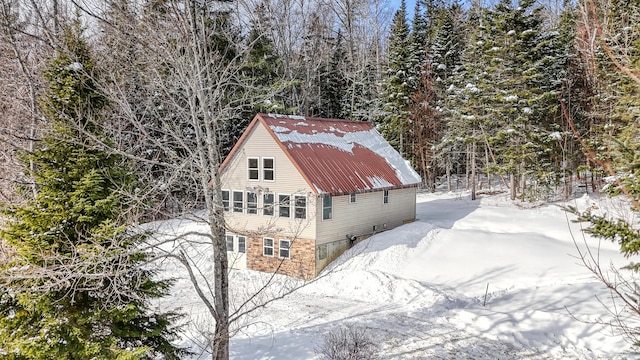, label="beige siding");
[221,122,317,240]
[316,187,416,245]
